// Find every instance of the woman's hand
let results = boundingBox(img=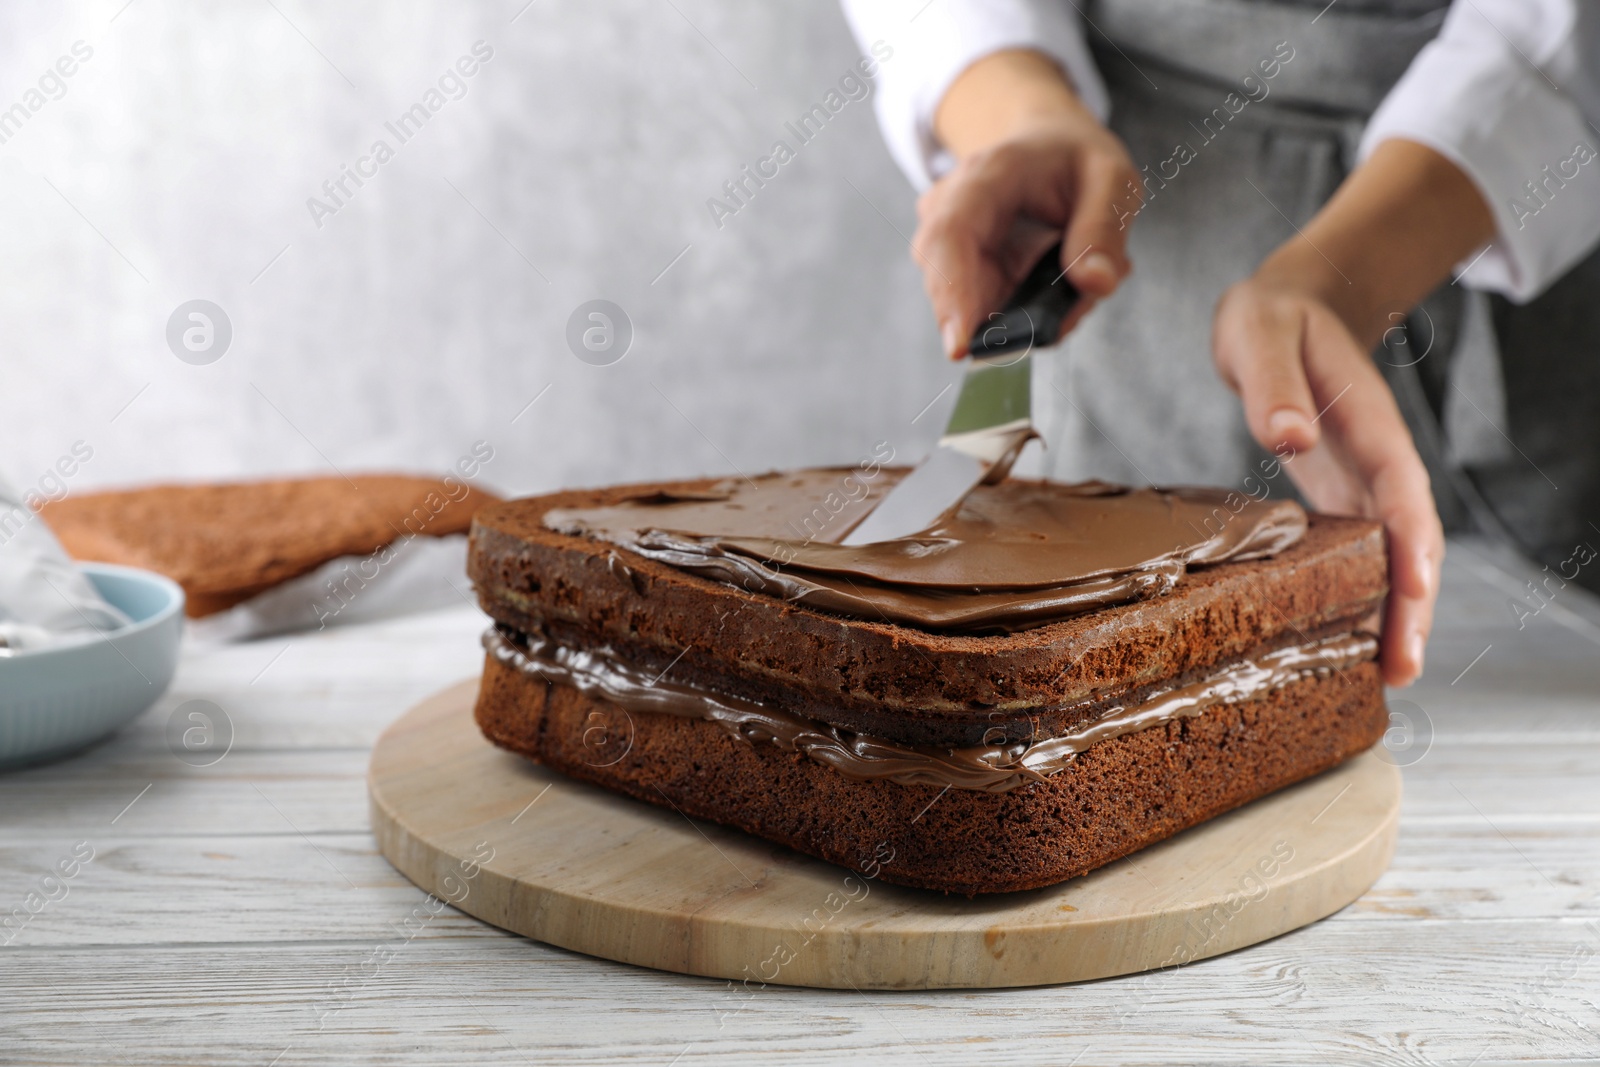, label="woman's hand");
[1214,278,1443,687]
[914,49,1139,358]
[1213,139,1496,686]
